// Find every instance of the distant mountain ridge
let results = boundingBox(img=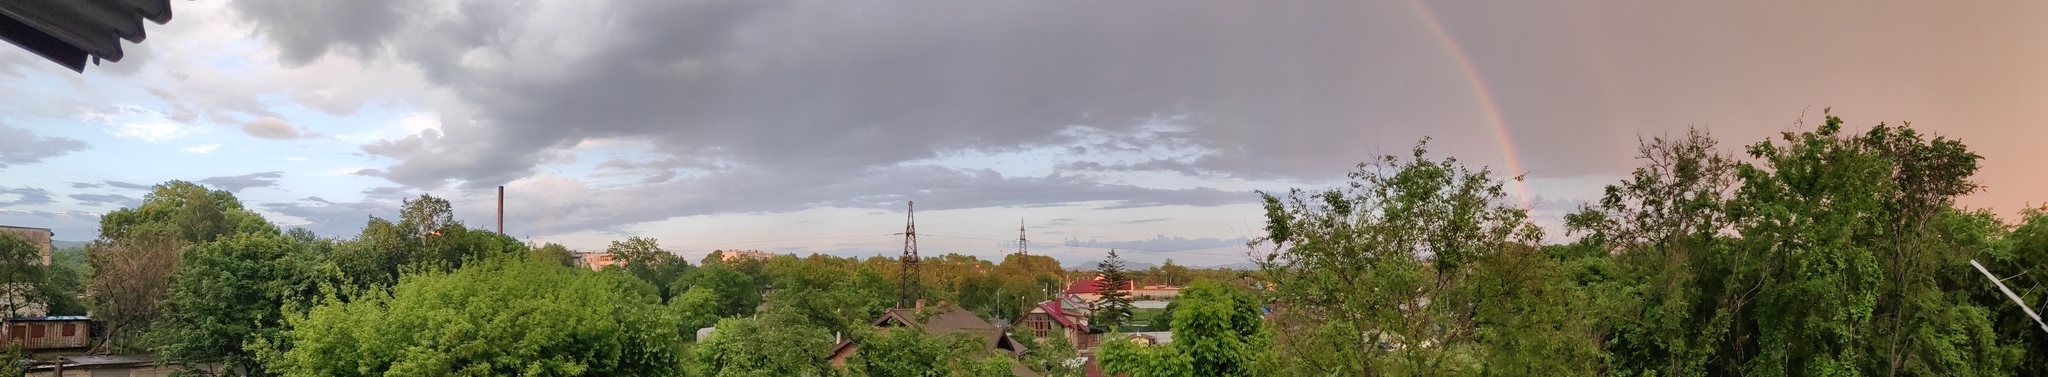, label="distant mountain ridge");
[52,240,87,249]
[1062,260,1260,271]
